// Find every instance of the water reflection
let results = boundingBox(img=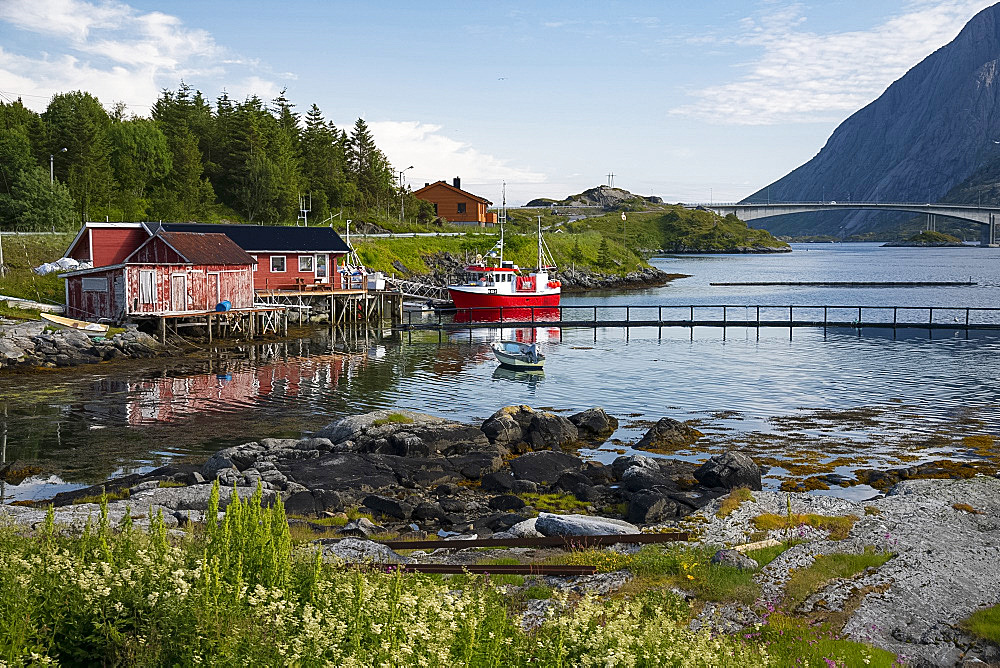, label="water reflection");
[491,366,545,388]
